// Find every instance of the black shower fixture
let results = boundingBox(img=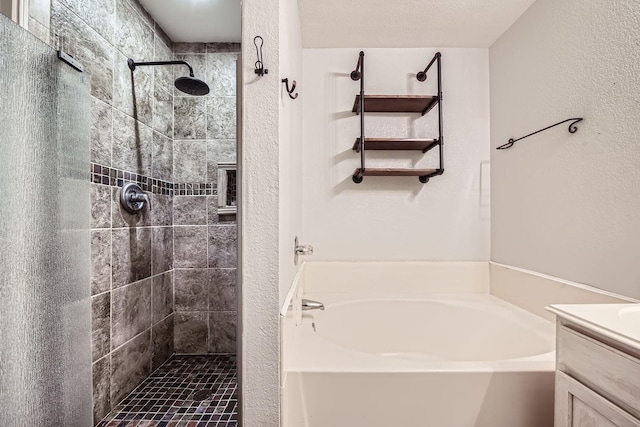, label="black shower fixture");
[127,58,210,96]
